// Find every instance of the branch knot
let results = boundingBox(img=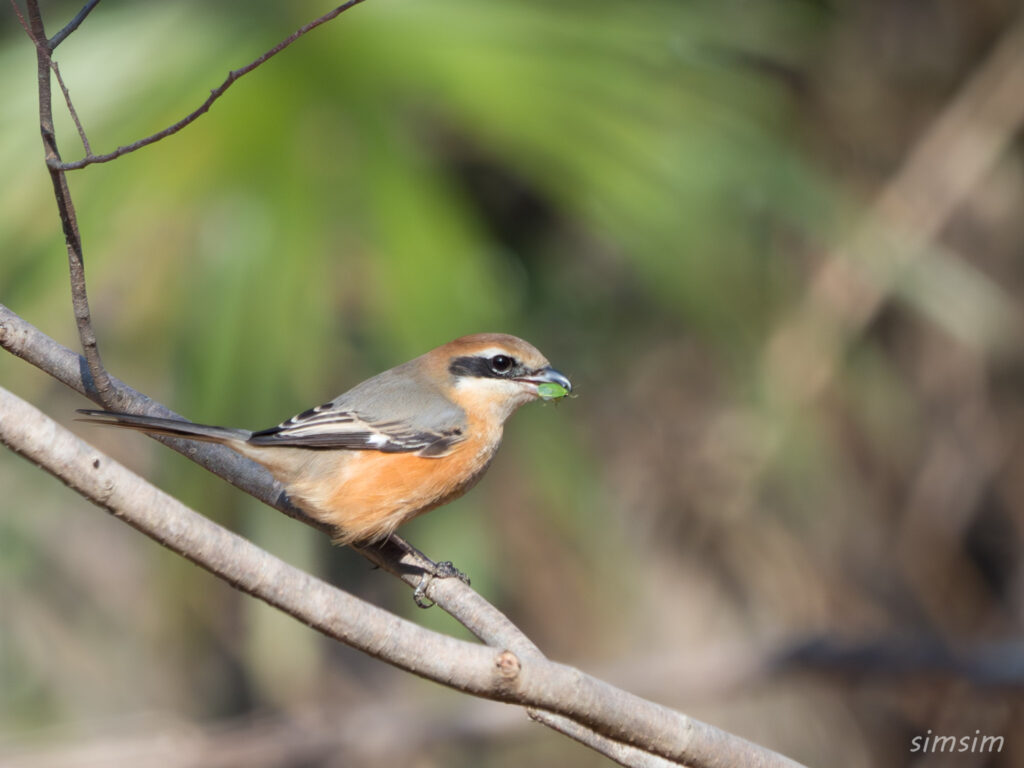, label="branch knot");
[494,650,521,689]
